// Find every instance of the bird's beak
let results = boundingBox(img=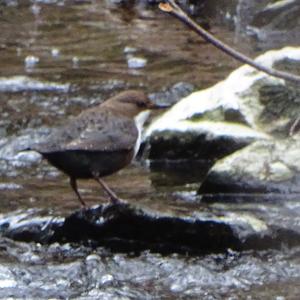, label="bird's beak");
[149,102,170,110]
